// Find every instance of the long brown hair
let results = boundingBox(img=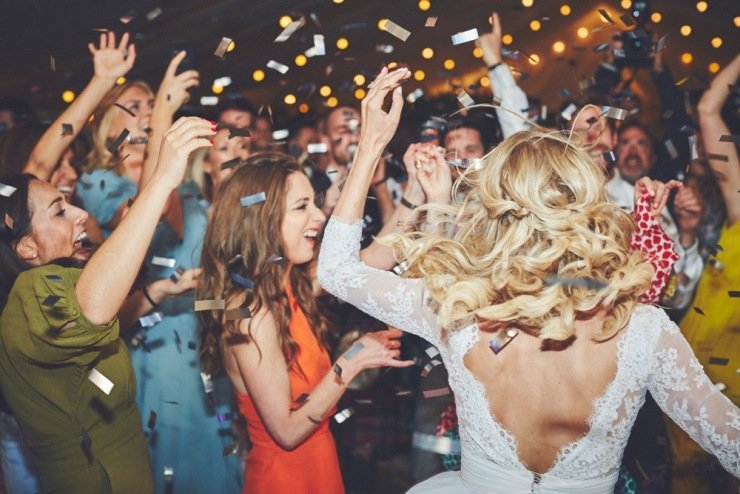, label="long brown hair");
[198,153,330,375]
